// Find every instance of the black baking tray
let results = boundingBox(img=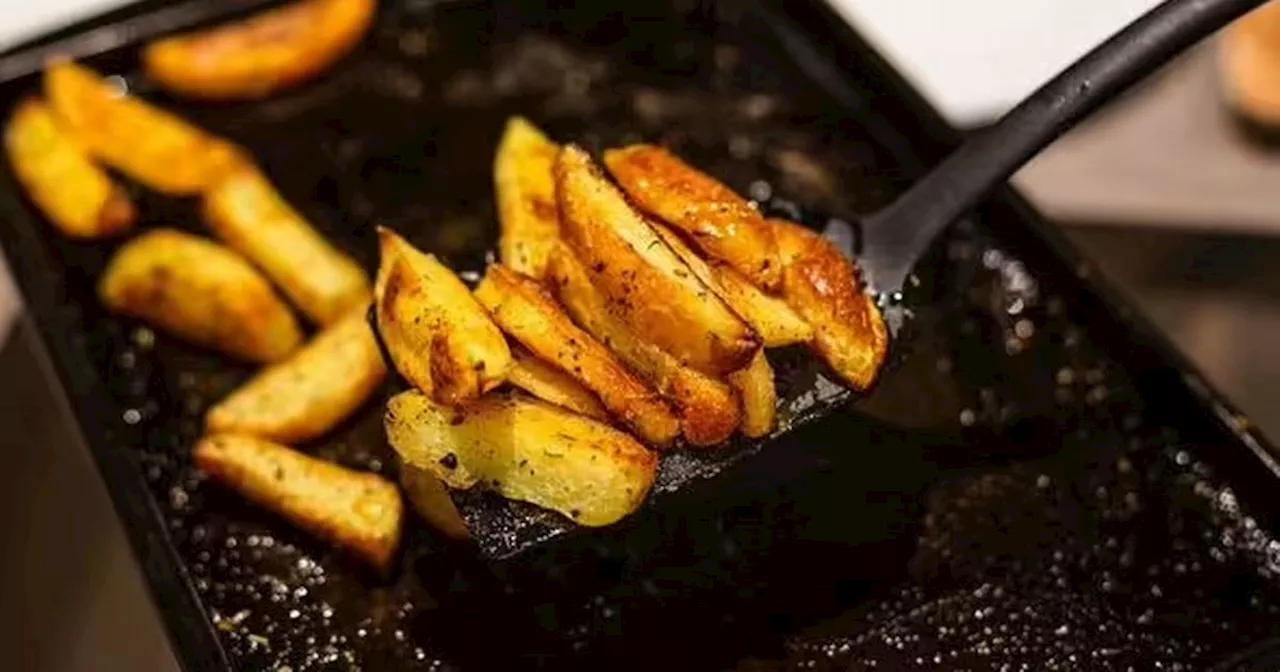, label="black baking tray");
[6,0,1280,670]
